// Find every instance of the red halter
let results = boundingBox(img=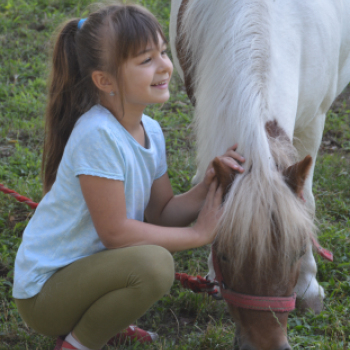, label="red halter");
[211,247,297,312]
